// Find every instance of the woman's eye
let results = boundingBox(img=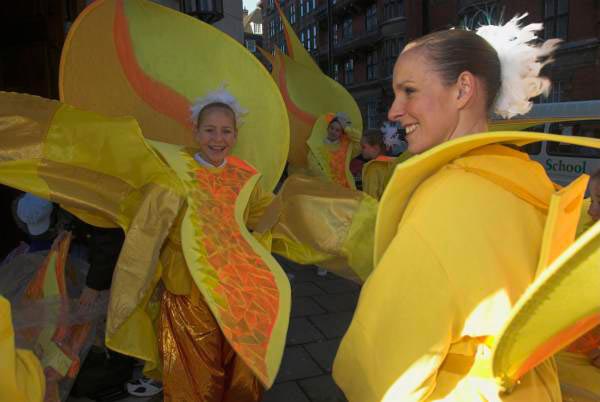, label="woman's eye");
[404,87,416,95]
